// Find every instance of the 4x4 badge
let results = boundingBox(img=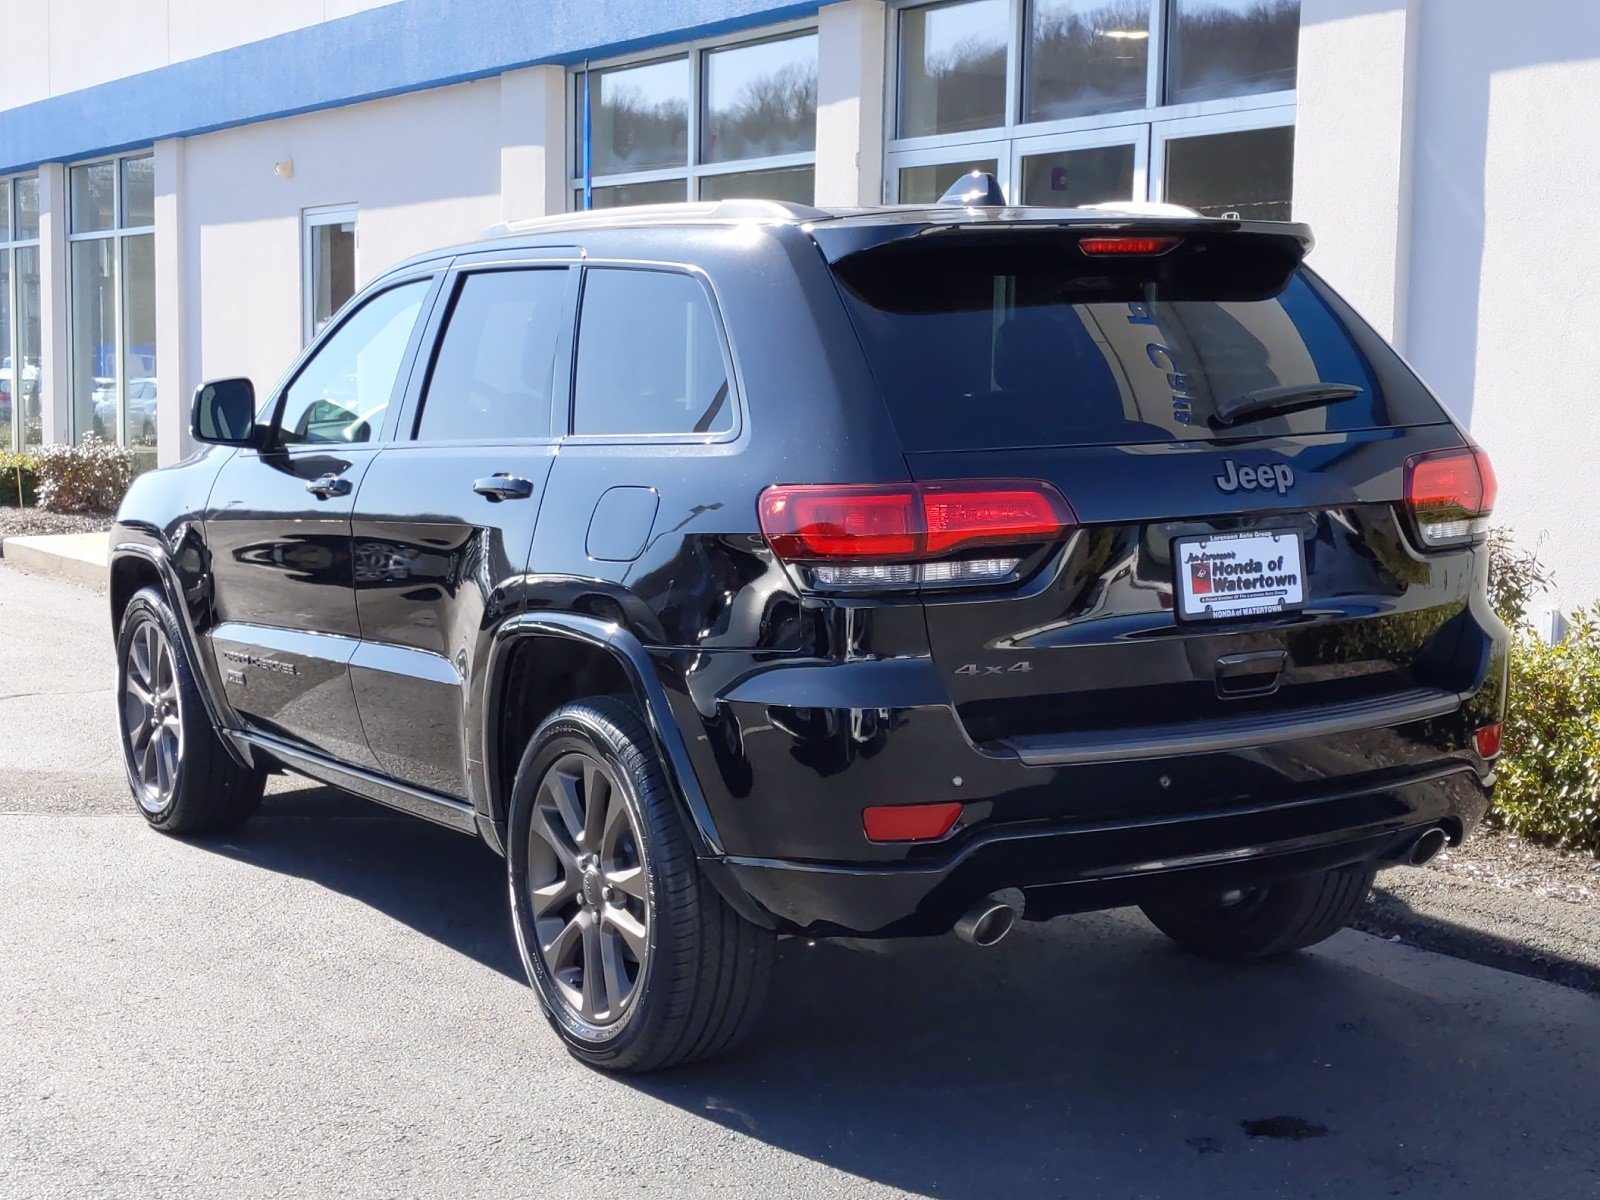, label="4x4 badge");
[1214,460,1295,495]
[955,662,1033,676]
